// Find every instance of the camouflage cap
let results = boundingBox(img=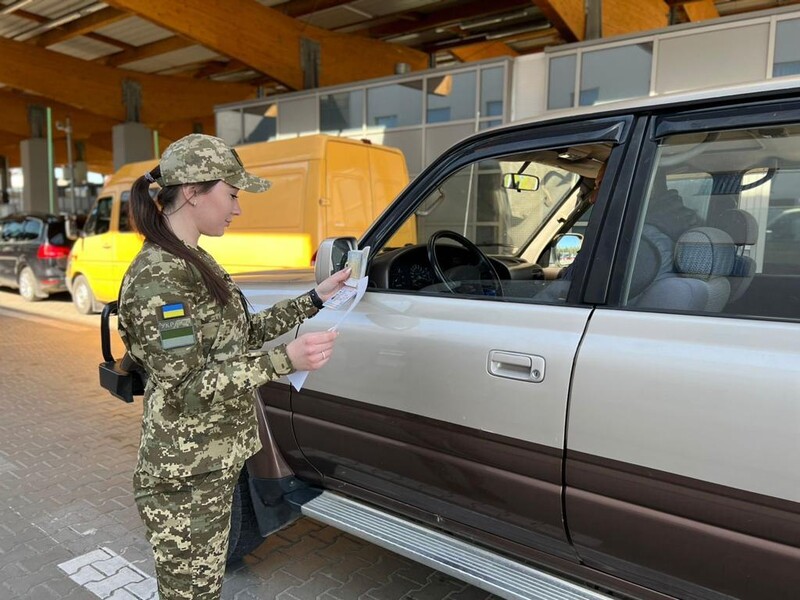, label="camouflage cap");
[157,134,271,193]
